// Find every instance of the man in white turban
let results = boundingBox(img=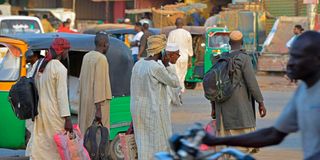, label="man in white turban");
[130,35,180,160]
[165,43,183,107]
